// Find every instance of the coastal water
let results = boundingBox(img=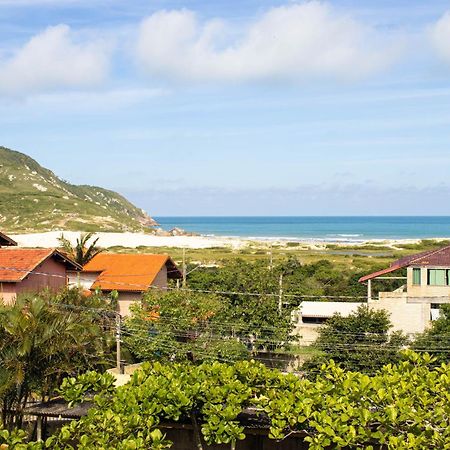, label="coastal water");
[154,216,450,242]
